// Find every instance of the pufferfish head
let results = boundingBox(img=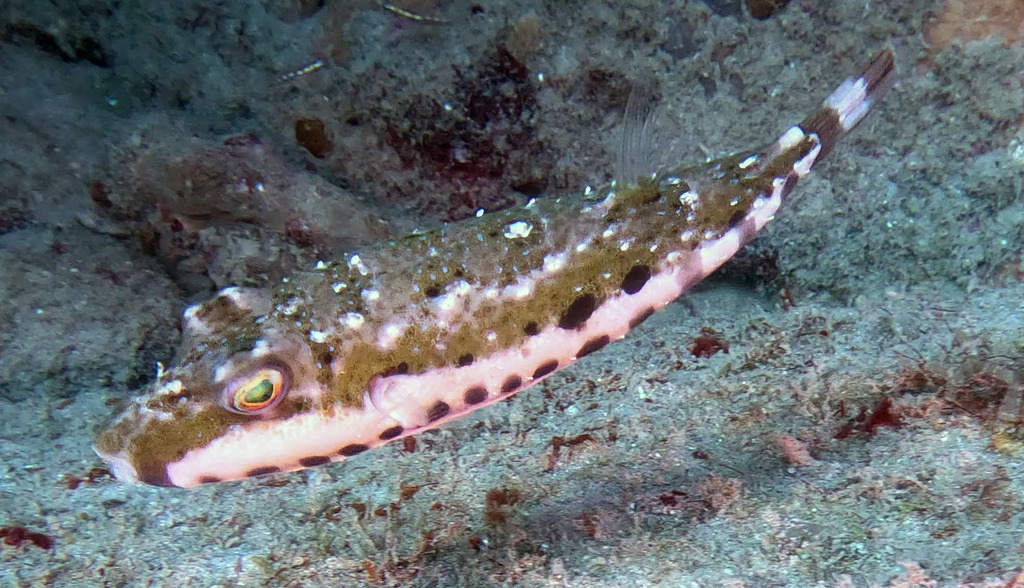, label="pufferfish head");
[93,286,322,487]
